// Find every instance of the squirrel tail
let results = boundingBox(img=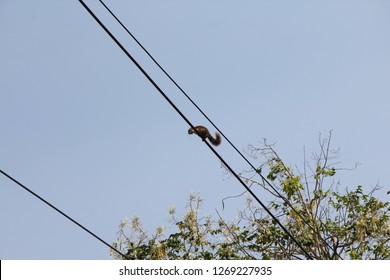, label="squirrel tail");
[209,132,222,146]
